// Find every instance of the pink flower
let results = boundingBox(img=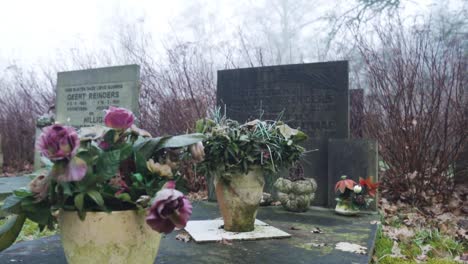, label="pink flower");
[98,141,110,150]
[104,106,134,130]
[36,124,80,160]
[50,156,87,182]
[146,182,192,234]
